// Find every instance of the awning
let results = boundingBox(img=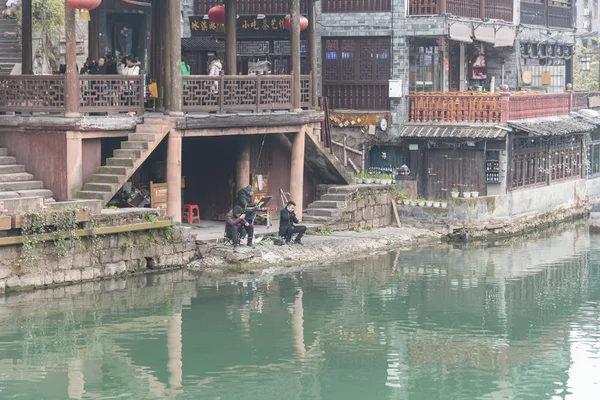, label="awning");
[508,114,596,137]
[474,26,495,44]
[494,26,516,48]
[449,23,473,44]
[181,37,224,52]
[400,125,508,139]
